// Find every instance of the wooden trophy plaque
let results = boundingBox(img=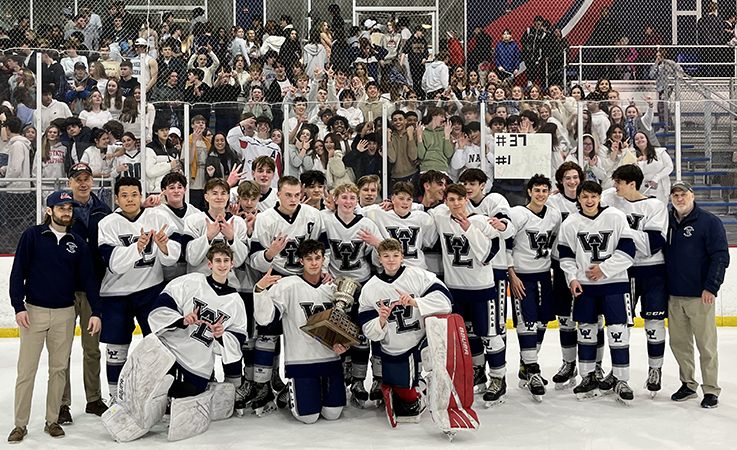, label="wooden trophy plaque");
[301,277,362,350]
